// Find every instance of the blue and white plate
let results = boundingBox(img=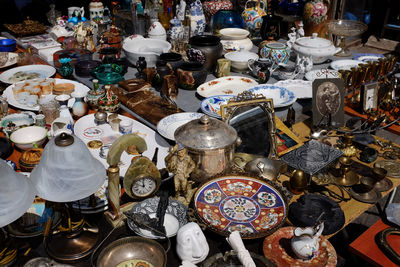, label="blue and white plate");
[353,53,384,62]
[157,112,203,141]
[200,94,234,119]
[248,85,296,108]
